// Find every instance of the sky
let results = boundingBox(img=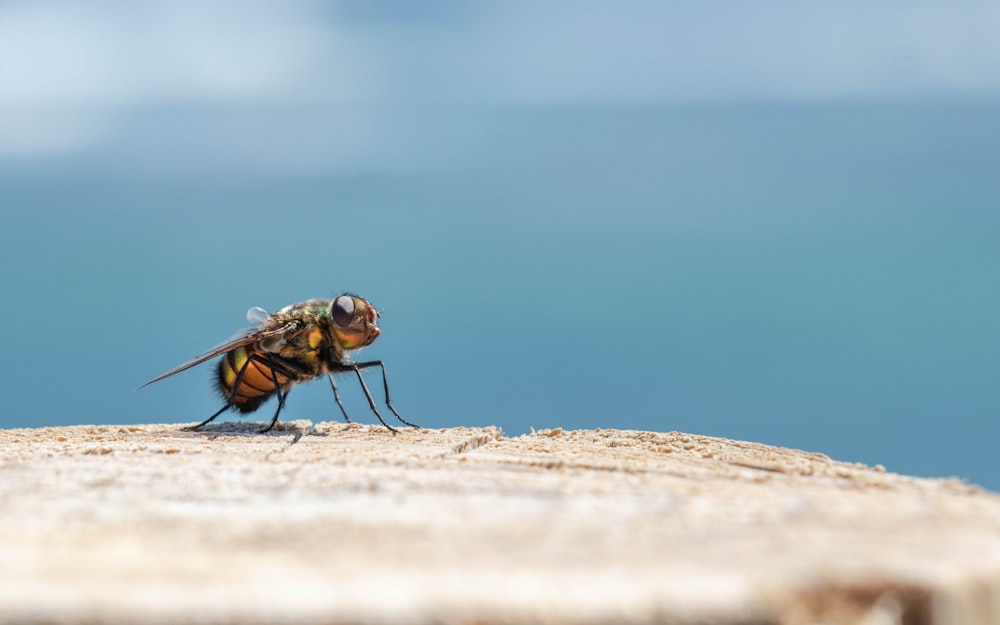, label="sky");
[3,1,1000,161]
